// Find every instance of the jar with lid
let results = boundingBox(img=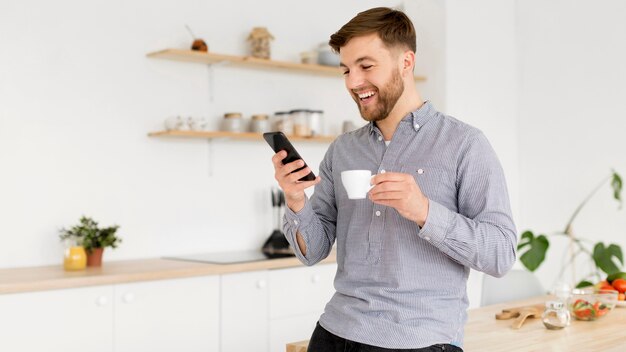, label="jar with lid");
[291,109,312,137]
[542,300,570,330]
[250,114,270,133]
[221,112,245,133]
[307,109,324,136]
[272,111,293,135]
